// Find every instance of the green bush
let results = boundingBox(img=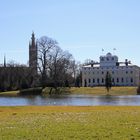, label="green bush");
[19,87,42,96]
[137,85,140,95]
